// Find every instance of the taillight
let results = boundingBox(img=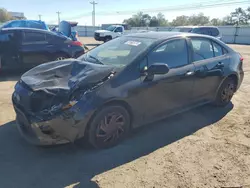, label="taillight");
[240,57,244,61]
[71,41,82,47]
